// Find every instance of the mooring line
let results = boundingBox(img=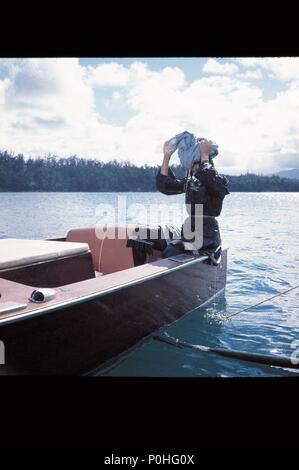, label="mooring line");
[153,333,299,370]
[225,284,299,319]
[151,284,299,371]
